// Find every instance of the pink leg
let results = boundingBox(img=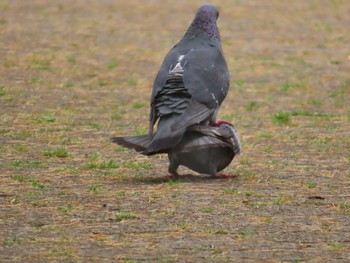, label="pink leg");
[163,174,179,180]
[210,119,233,127]
[214,173,238,179]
